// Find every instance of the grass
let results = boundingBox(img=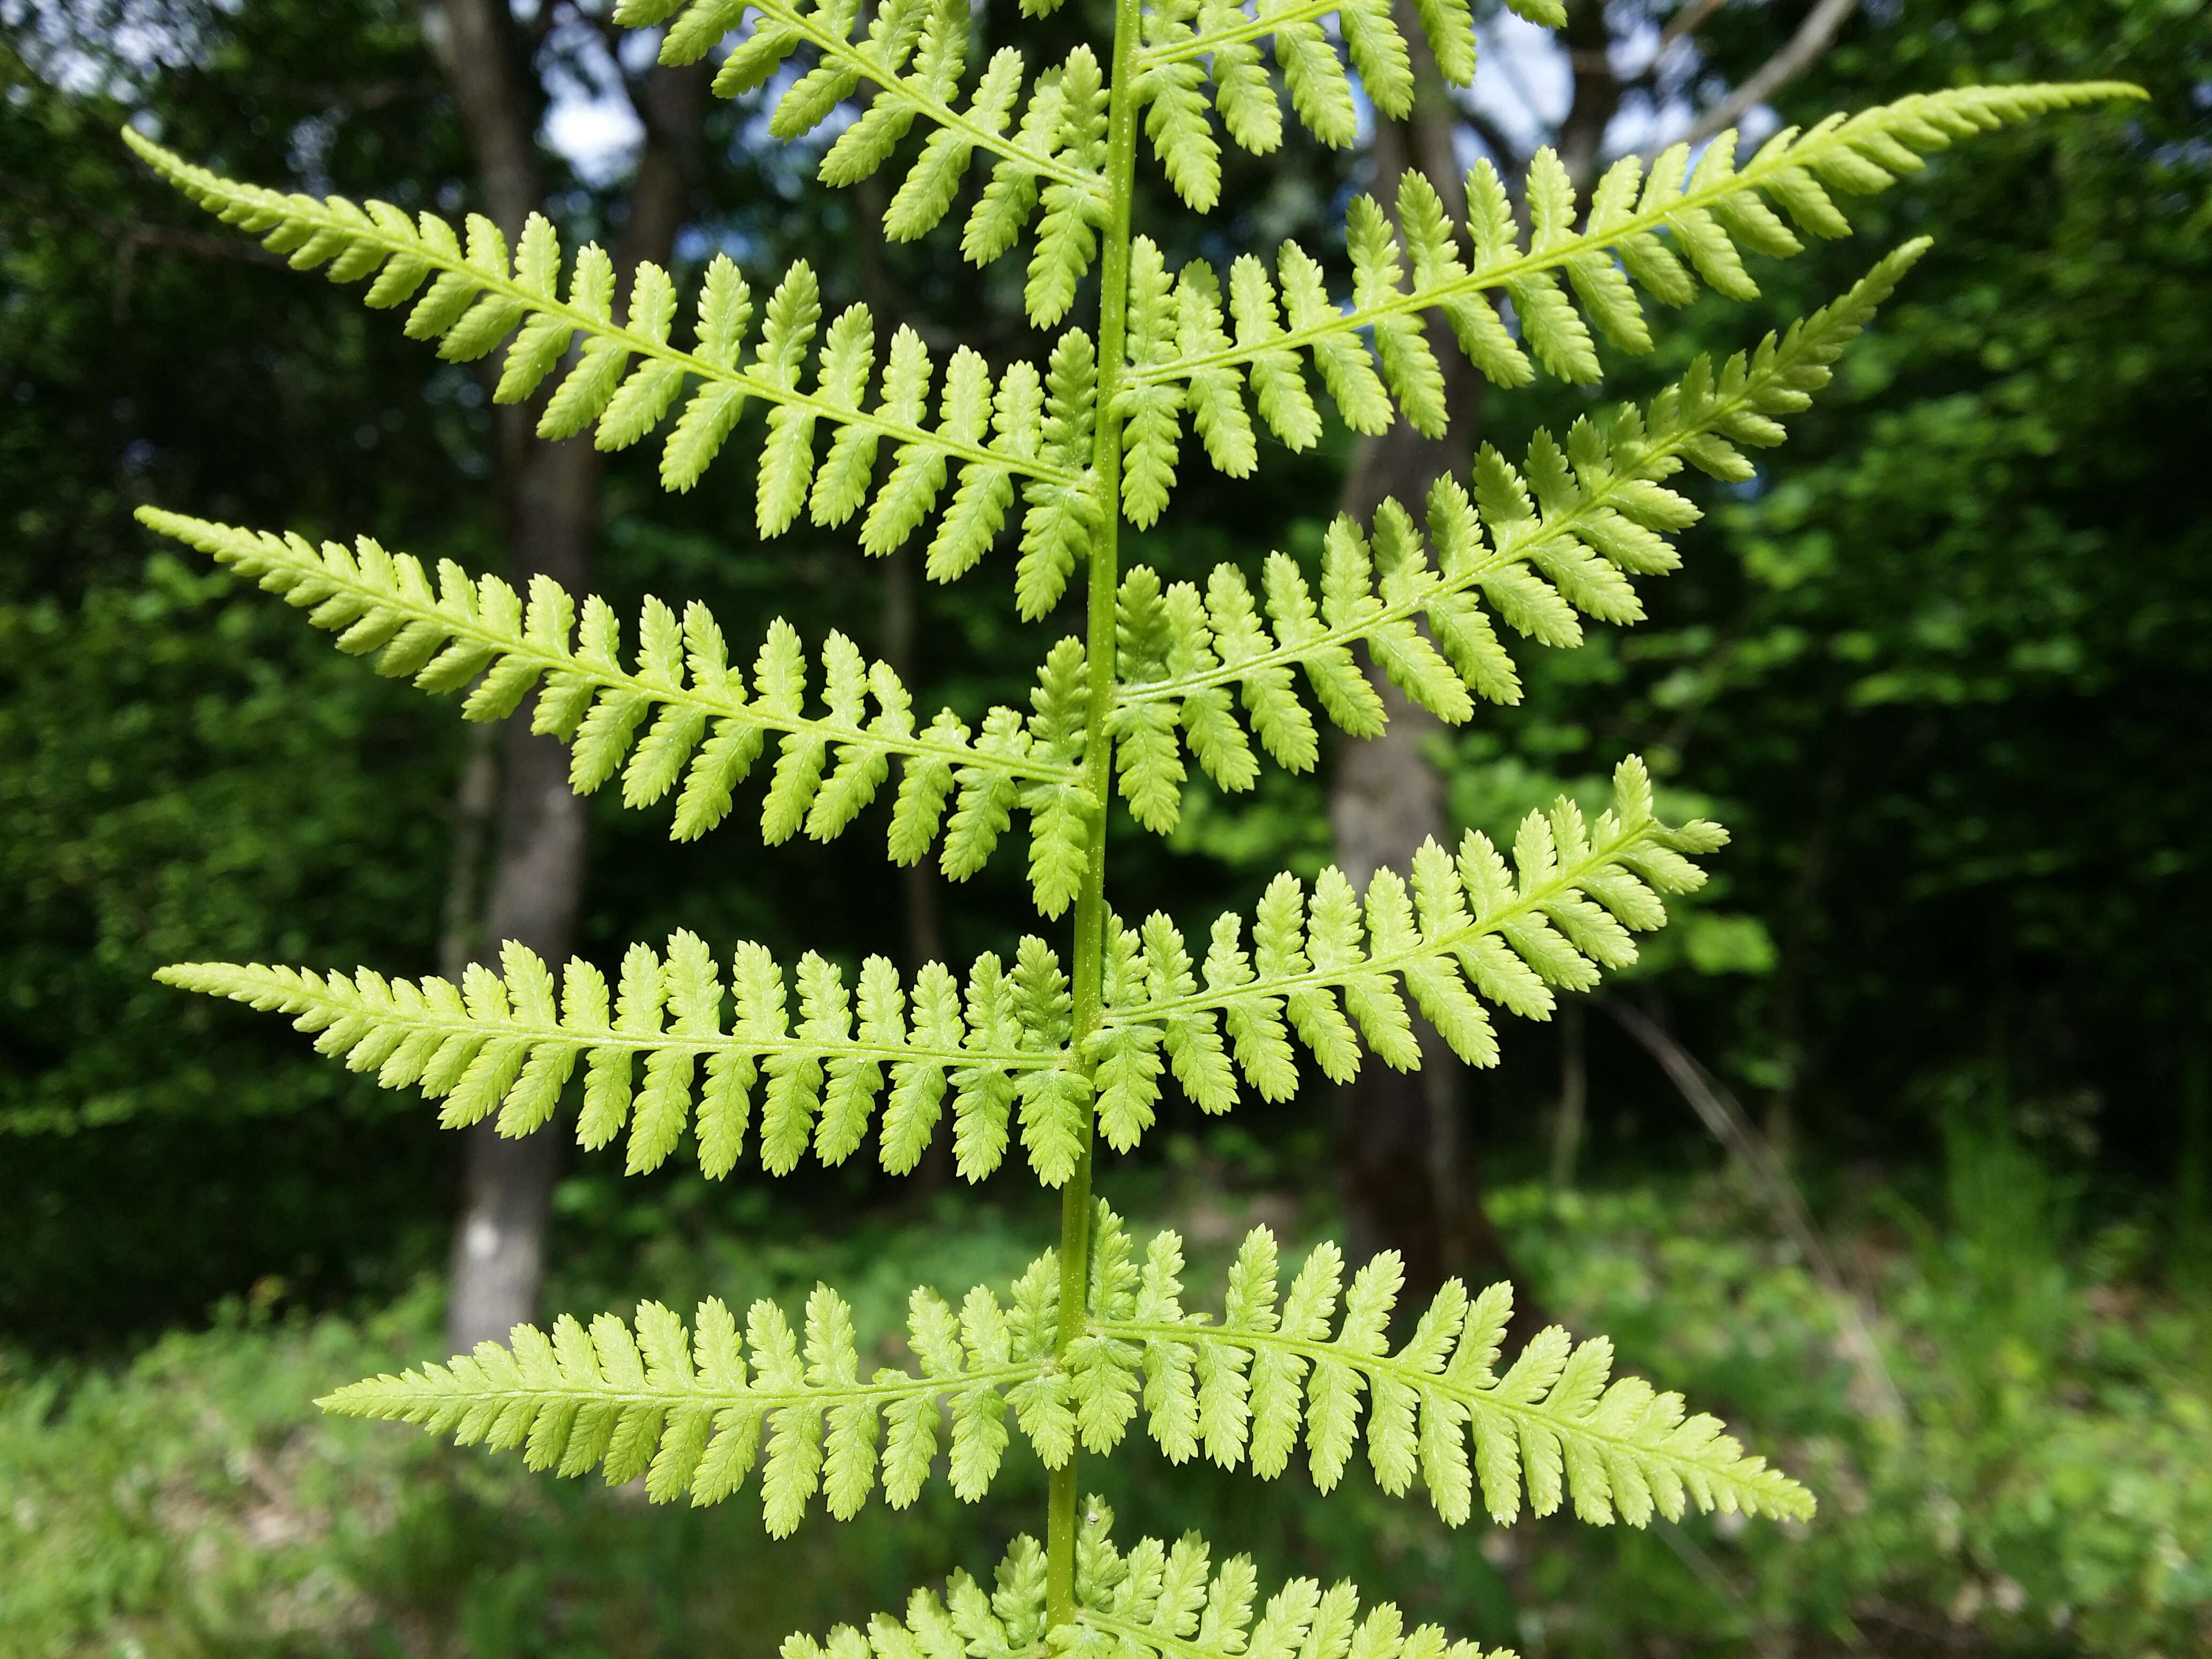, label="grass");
[5,1158,2208,1659]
